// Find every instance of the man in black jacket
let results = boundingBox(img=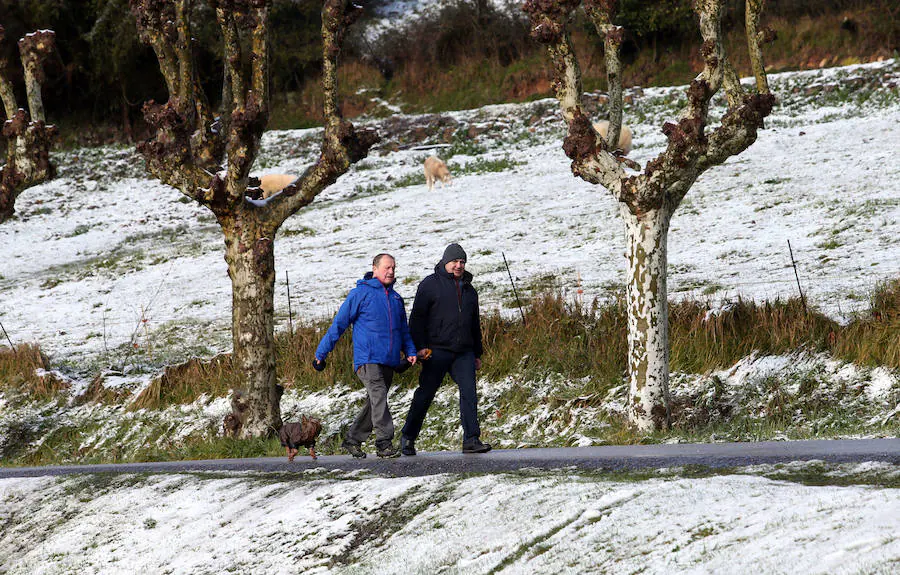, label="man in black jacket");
[400,243,492,455]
